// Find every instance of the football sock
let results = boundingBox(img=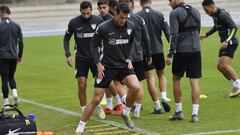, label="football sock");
[106,98,113,109]
[114,95,122,105]
[134,103,142,112]
[161,91,167,102]
[176,102,182,112]
[121,95,127,104]
[154,100,161,110]
[192,104,199,115]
